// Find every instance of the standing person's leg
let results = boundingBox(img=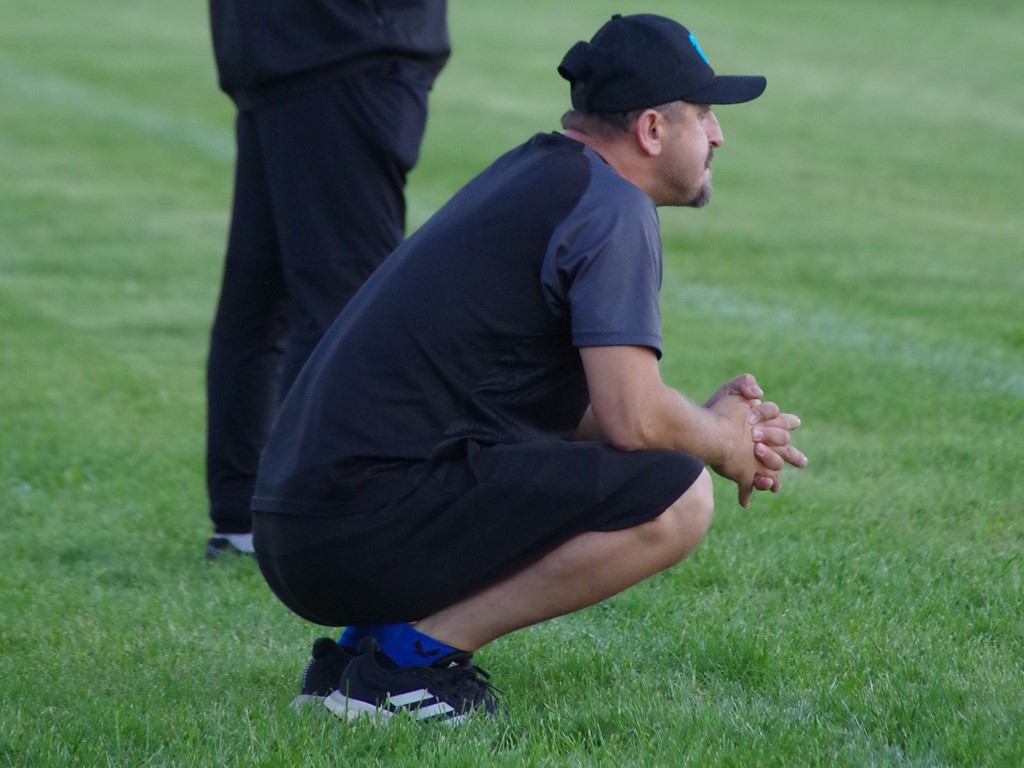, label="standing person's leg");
[207,68,431,554]
[206,111,285,552]
[259,65,432,392]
